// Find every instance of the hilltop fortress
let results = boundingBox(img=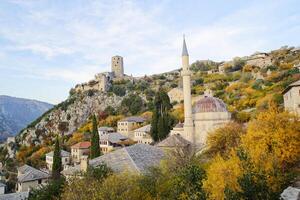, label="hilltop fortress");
[74,55,127,93]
